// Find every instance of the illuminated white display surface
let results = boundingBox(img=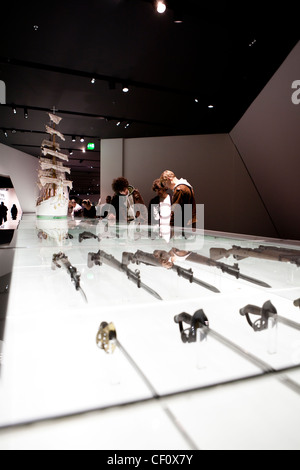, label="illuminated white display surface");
[0,215,300,450]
